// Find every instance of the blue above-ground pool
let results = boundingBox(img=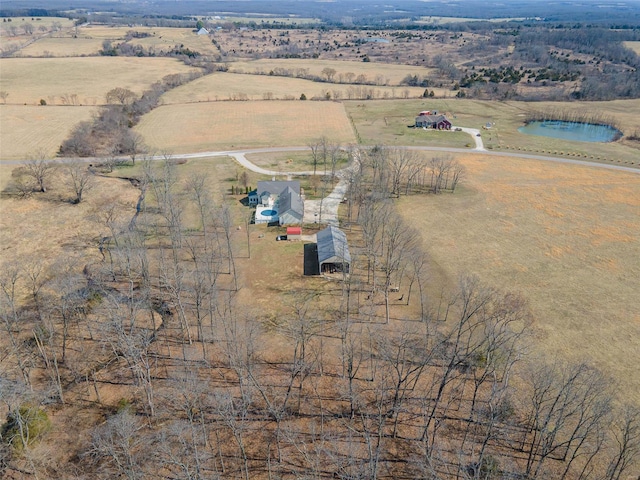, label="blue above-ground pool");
[261,209,277,216]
